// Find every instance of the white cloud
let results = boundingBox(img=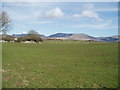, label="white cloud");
[33,12,41,17]
[73,10,103,22]
[4,5,41,21]
[70,20,117,29]
[95,8,118,12]
[14,24,27,29]
[7,10,36,21]
[26,21,53,24]
[71,23,117,29]
[71,23,108,29]
[73,3,104,22]
[83,3,117,12]
[2,0,119,2]
[73,3,117,13]
[44,7,64,18]
[13,31,27,34]
[83,3,95,10]
[37,7,65,19]
[3,2,53,9]
[22,32,27,34]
